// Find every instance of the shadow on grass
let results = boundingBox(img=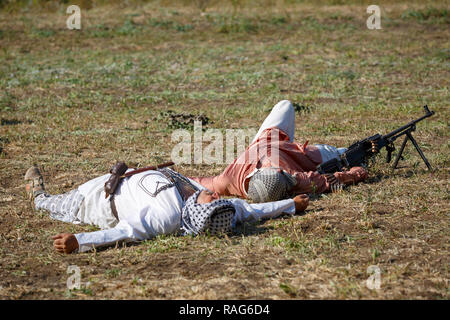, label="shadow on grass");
[1,118,32,125]
[231,209,316,237]
[232,222,274,237]
[368,167,433,182]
